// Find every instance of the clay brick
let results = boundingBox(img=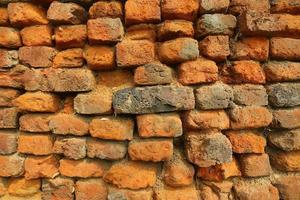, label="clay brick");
[87,138,127,160]
[161,0,199,21]
[0,131,17,155]
[42,177,74,200]
[19,114,50,132]
[273,176,300,200]
[97,70,134,92]
[270,150,300,172]
[0,49,18,68]
[154,183,199,200]
[13,92,60,112]
[107,187,153,200]
[267,83,300,107]
[137,113,182,138]
[229,0,270,15]
[158,37,199,64]
[7,2,48,27]
[83,45,115,70]
[89,1,123,19]
[53,48,84,68]
[47,1,87,25]
[20,25,52,46]
[59,159,104,178]
[199,35,230,61]
[24,155,59,179]
[0,107,18,128]
[230,37,269,61]
[103,161,157,190]
[0,27,22,48]
[0,8,9,25]
[229,106,273,130]
[271,37,300,61]
[125,24,156,41]
[183,110,230,130]
[0,65,27,89]
[226,130,266,154]
[157,20,194,41]
[19,46,57,68]
[272,108,300,129]
[239,153,271,177]
[7,177,40,196]
[87,18,124,44]
[54,25,87,49]
[264,61,300,82]
[116,39,155,67]
[113,86,195,114]
[134,62,174,86]
[185,131,232,167]
[271,0,300,14]
[199,0,230,14]
[0,88,20,107]
[0,154,24,177]
[53,137,86,160]
[232,84,268,106]
[195,82,233,110]
[75,179,107,200]
[89,117,133,141]
[268,129,300,151]
[18,133,53,155]
[178,58,218,85]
